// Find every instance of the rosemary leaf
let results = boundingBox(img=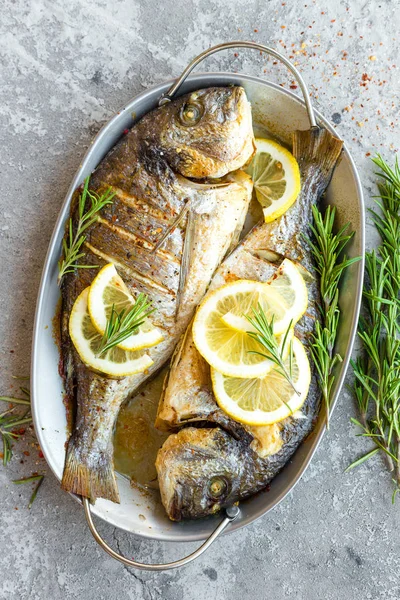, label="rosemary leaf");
[345,448,380,472]
[13,475,45,509]
[245,306,298,396]
[2,416,32,429]
[0,396,30,406]
[28,476,44,509]
[13,474,44,484]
